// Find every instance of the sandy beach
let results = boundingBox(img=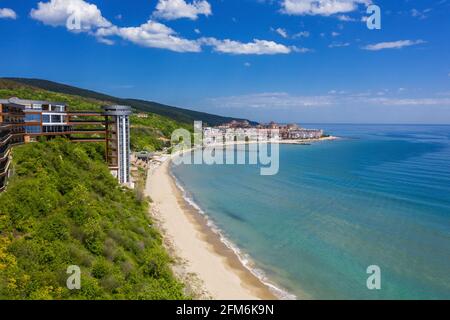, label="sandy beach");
[143,137,337,299]
[145,158,277,300]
